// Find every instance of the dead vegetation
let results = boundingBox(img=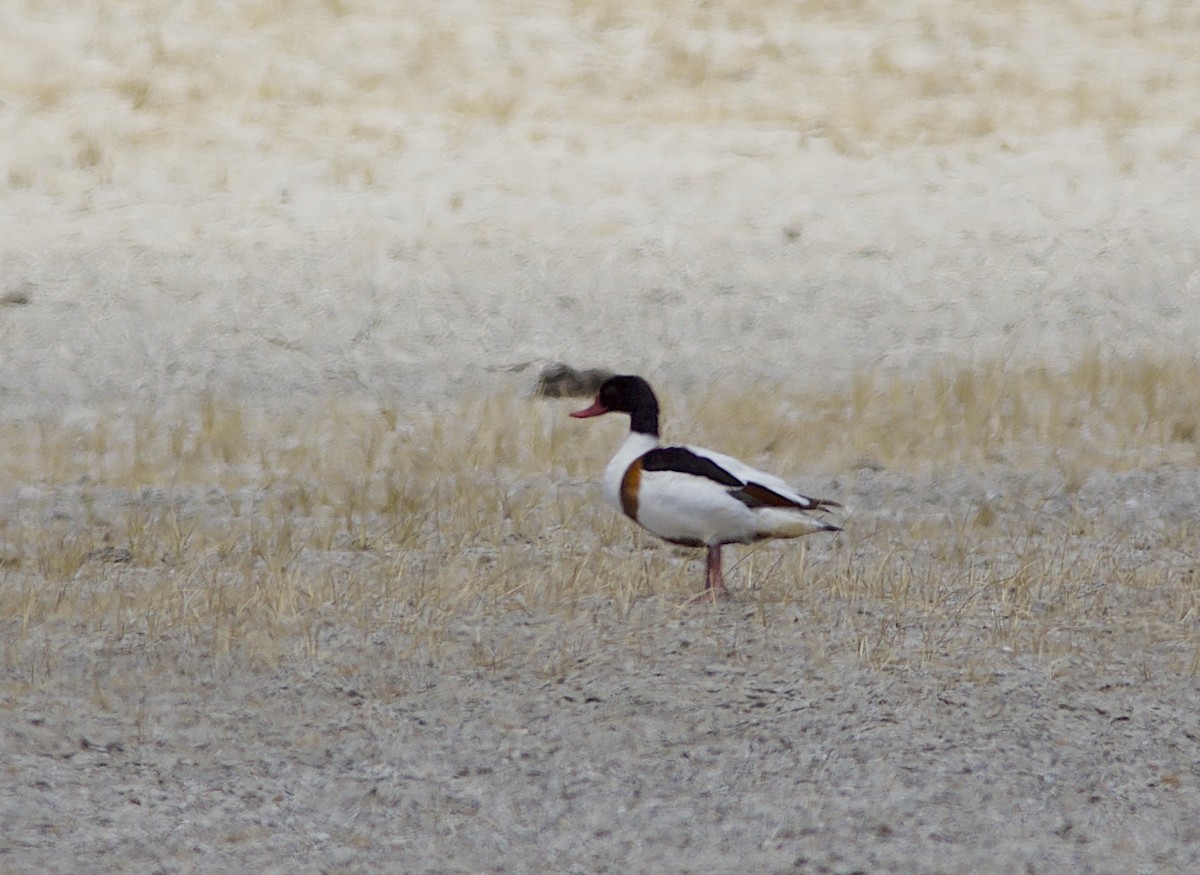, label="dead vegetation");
[3,0,1198,207]
[2,352,1198,688]
[2,4,1198,869]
